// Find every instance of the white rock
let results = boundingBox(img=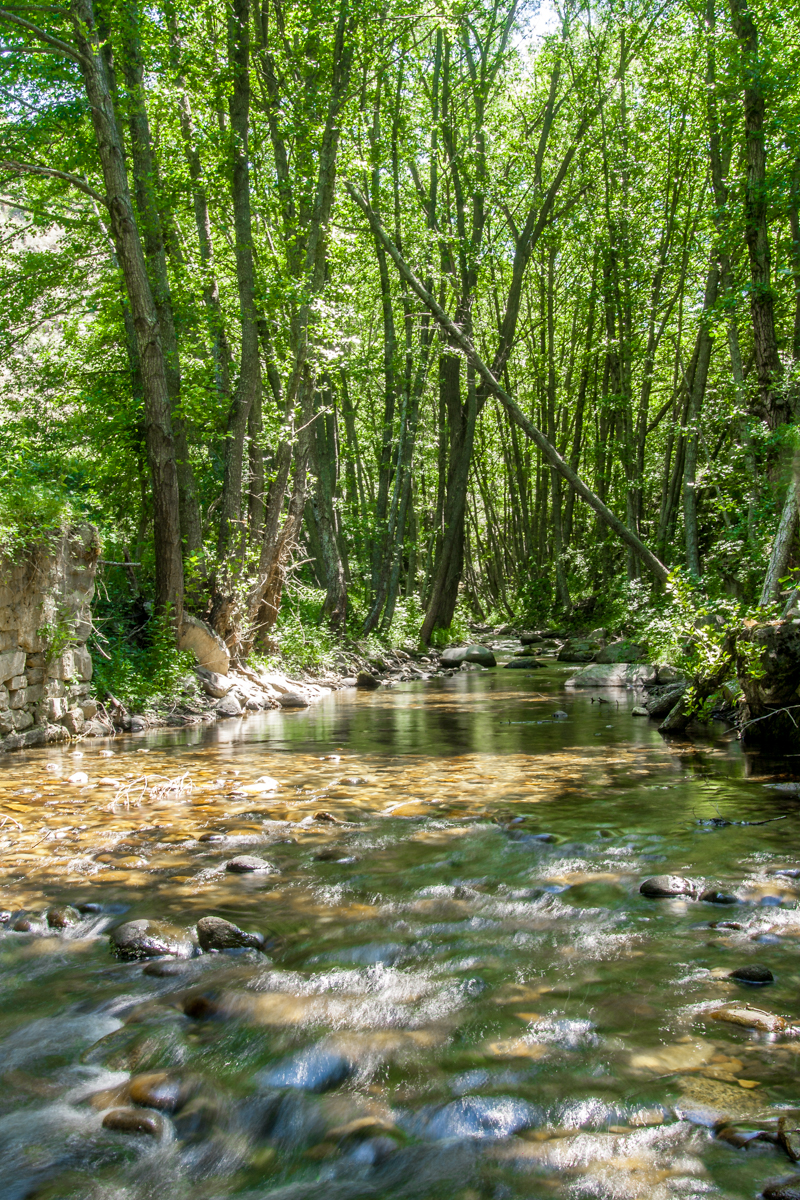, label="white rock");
[68,771,89,784]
